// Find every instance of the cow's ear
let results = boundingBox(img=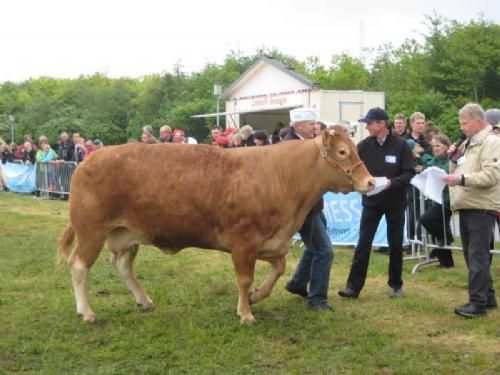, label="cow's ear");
[322,126,335,145]
[321,127,330,145]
